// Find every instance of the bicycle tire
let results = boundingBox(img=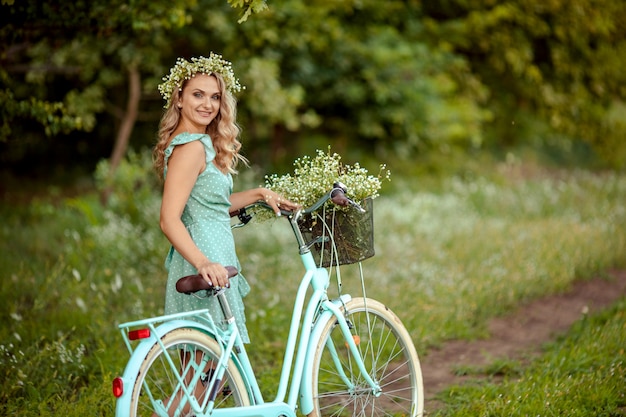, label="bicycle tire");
[311,297,424,417]
[129,327,250,417]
